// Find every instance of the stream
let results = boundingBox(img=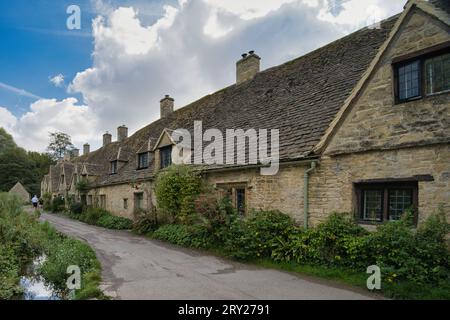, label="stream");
[19,255,63,300]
